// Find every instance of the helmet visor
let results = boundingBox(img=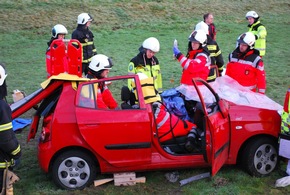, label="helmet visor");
[238,33,247,44]
[104,57,113,69]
